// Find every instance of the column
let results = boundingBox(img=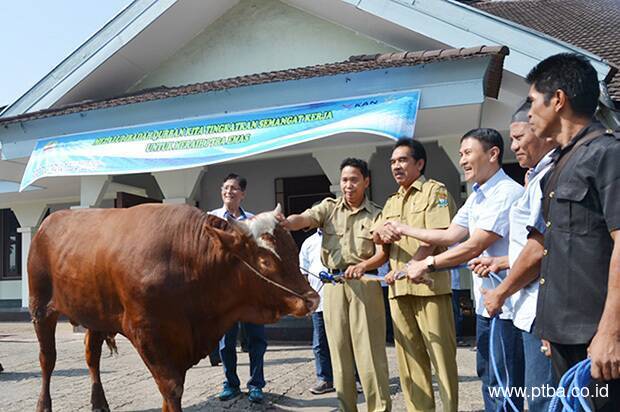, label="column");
[11,203,48,309]
[152,167,206,204]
